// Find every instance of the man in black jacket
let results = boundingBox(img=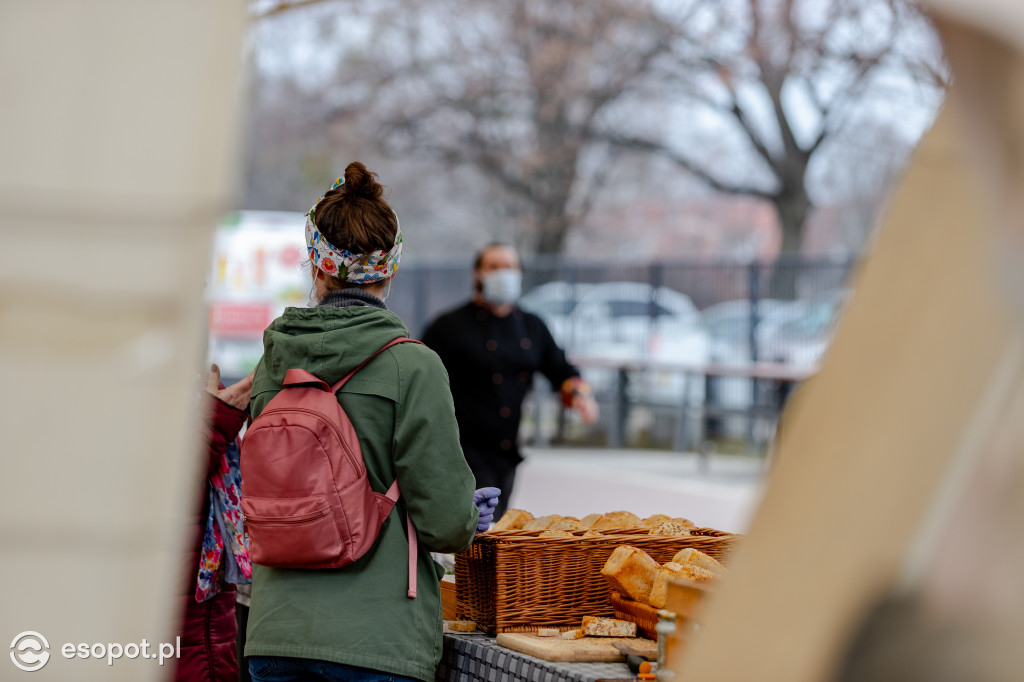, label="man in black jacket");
[422,244,598,518]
